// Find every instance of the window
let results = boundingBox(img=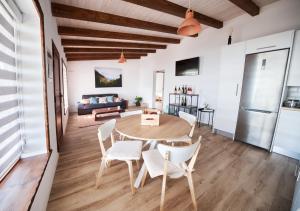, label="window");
[62,61,68,115]
[0,2,23,180]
